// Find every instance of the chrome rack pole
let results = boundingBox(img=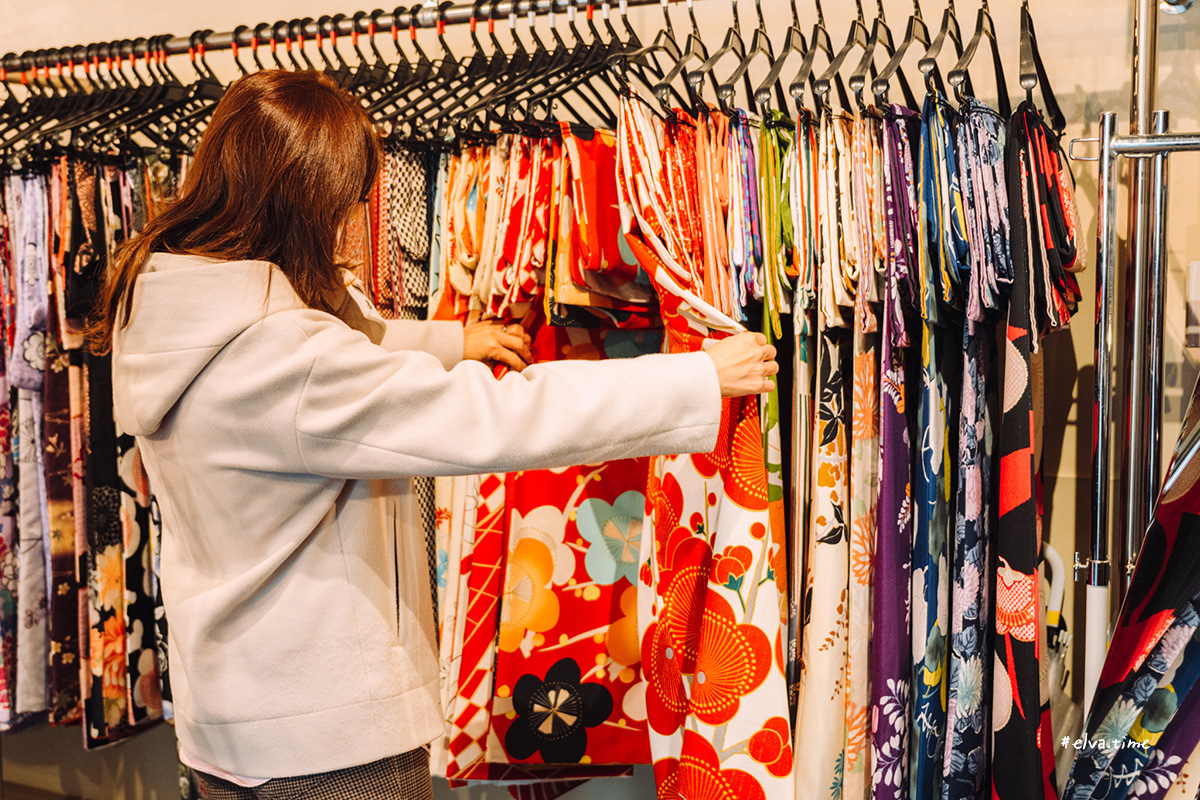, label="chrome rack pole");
[1081,118,1200,716]
[1,0,692,74]
[1147,109,1171,513]
[1086,111,1120,720]
[1120,0,1160,605]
